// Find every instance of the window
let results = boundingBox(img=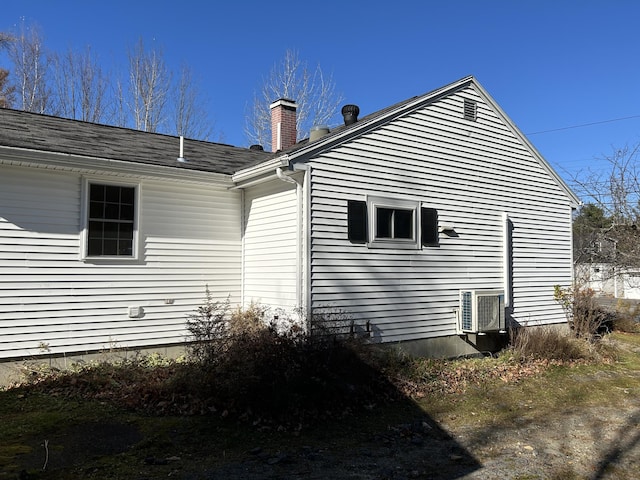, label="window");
[84,181,138,258]
[347,196,439,249]
[375,207,414,240]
